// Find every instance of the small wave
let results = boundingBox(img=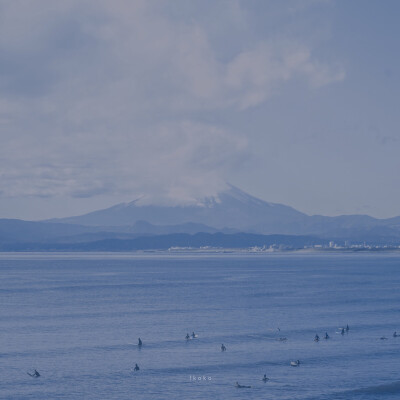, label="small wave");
[350,381,400,395]
[303,381,400,400]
